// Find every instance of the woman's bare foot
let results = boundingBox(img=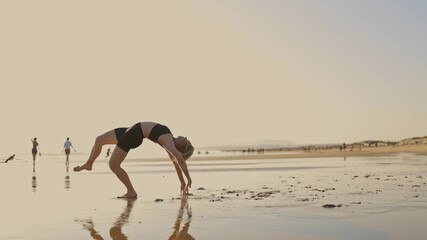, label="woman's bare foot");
[73,164,93,172]
[117,192,138,199]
